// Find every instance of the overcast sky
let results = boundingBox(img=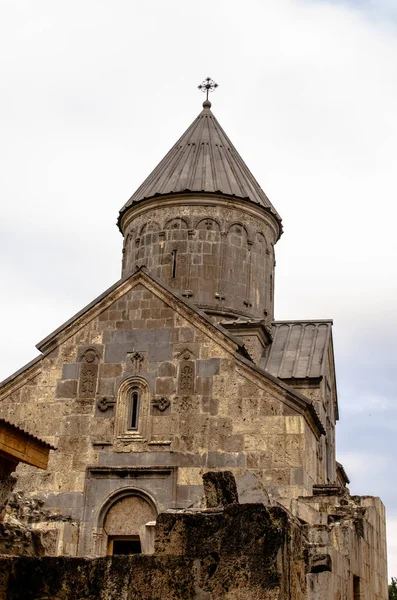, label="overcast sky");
[1,0,396,578]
